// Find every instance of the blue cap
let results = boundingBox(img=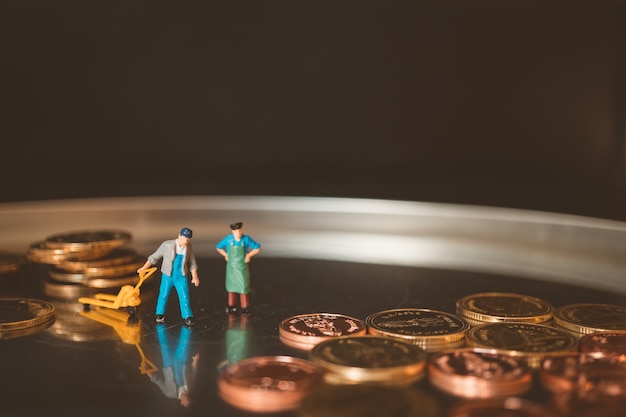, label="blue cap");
[180,227,193,238]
